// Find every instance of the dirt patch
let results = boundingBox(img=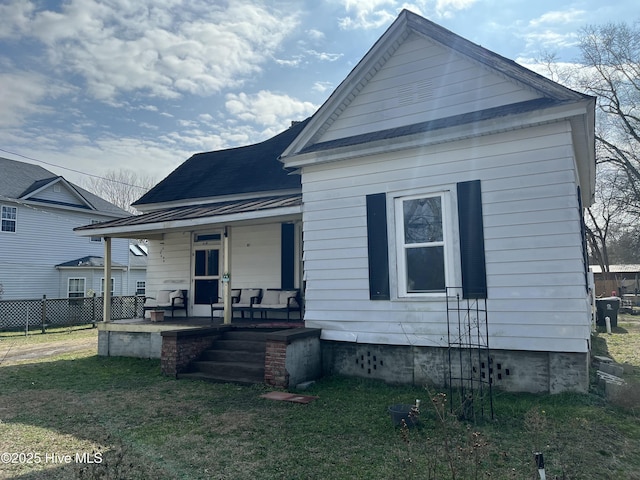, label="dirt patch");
[0,338,97,365]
